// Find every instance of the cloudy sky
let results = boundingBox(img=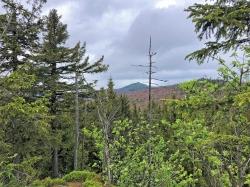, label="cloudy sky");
[8,0,221,88]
